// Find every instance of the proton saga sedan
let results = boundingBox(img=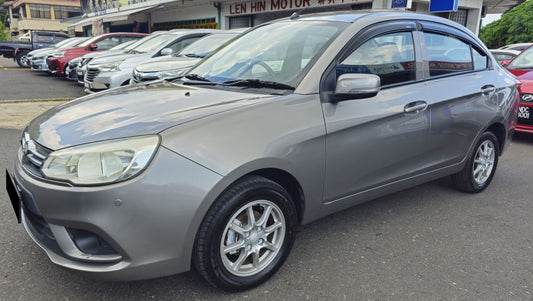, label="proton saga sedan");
[6,11,520,291]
